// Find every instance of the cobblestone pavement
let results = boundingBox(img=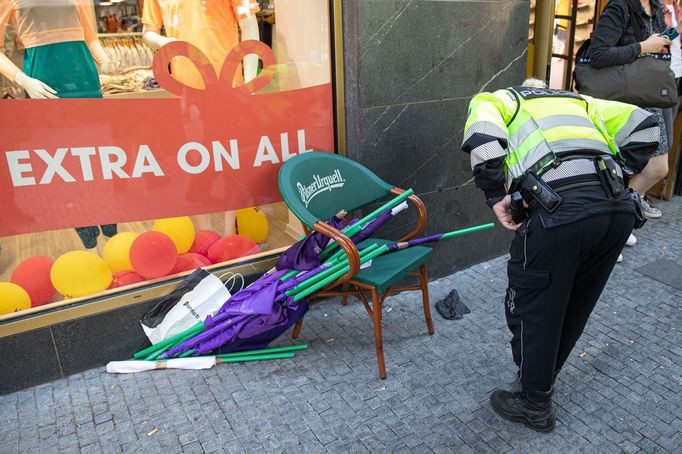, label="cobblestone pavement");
[1,198,681,454]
